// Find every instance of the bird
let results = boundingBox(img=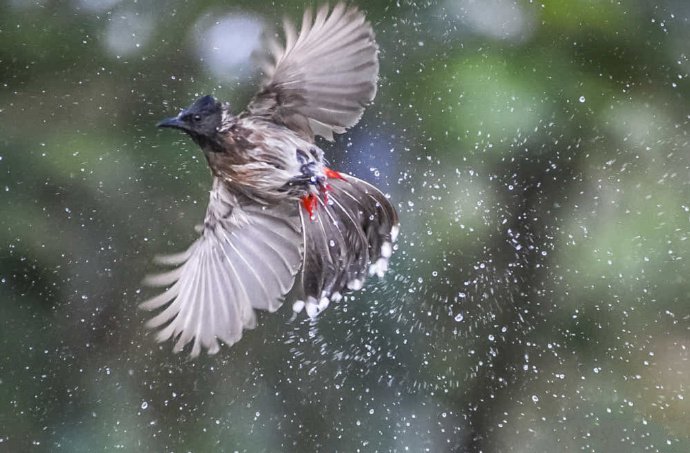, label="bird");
[141,2,399,357]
